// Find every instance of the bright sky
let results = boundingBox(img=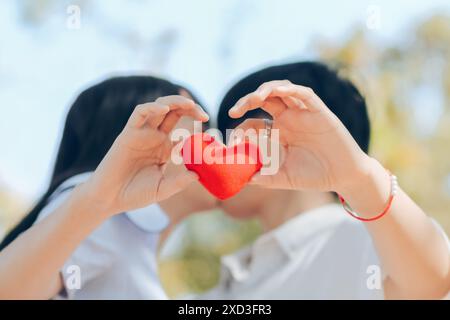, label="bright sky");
[1,0,449,199]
